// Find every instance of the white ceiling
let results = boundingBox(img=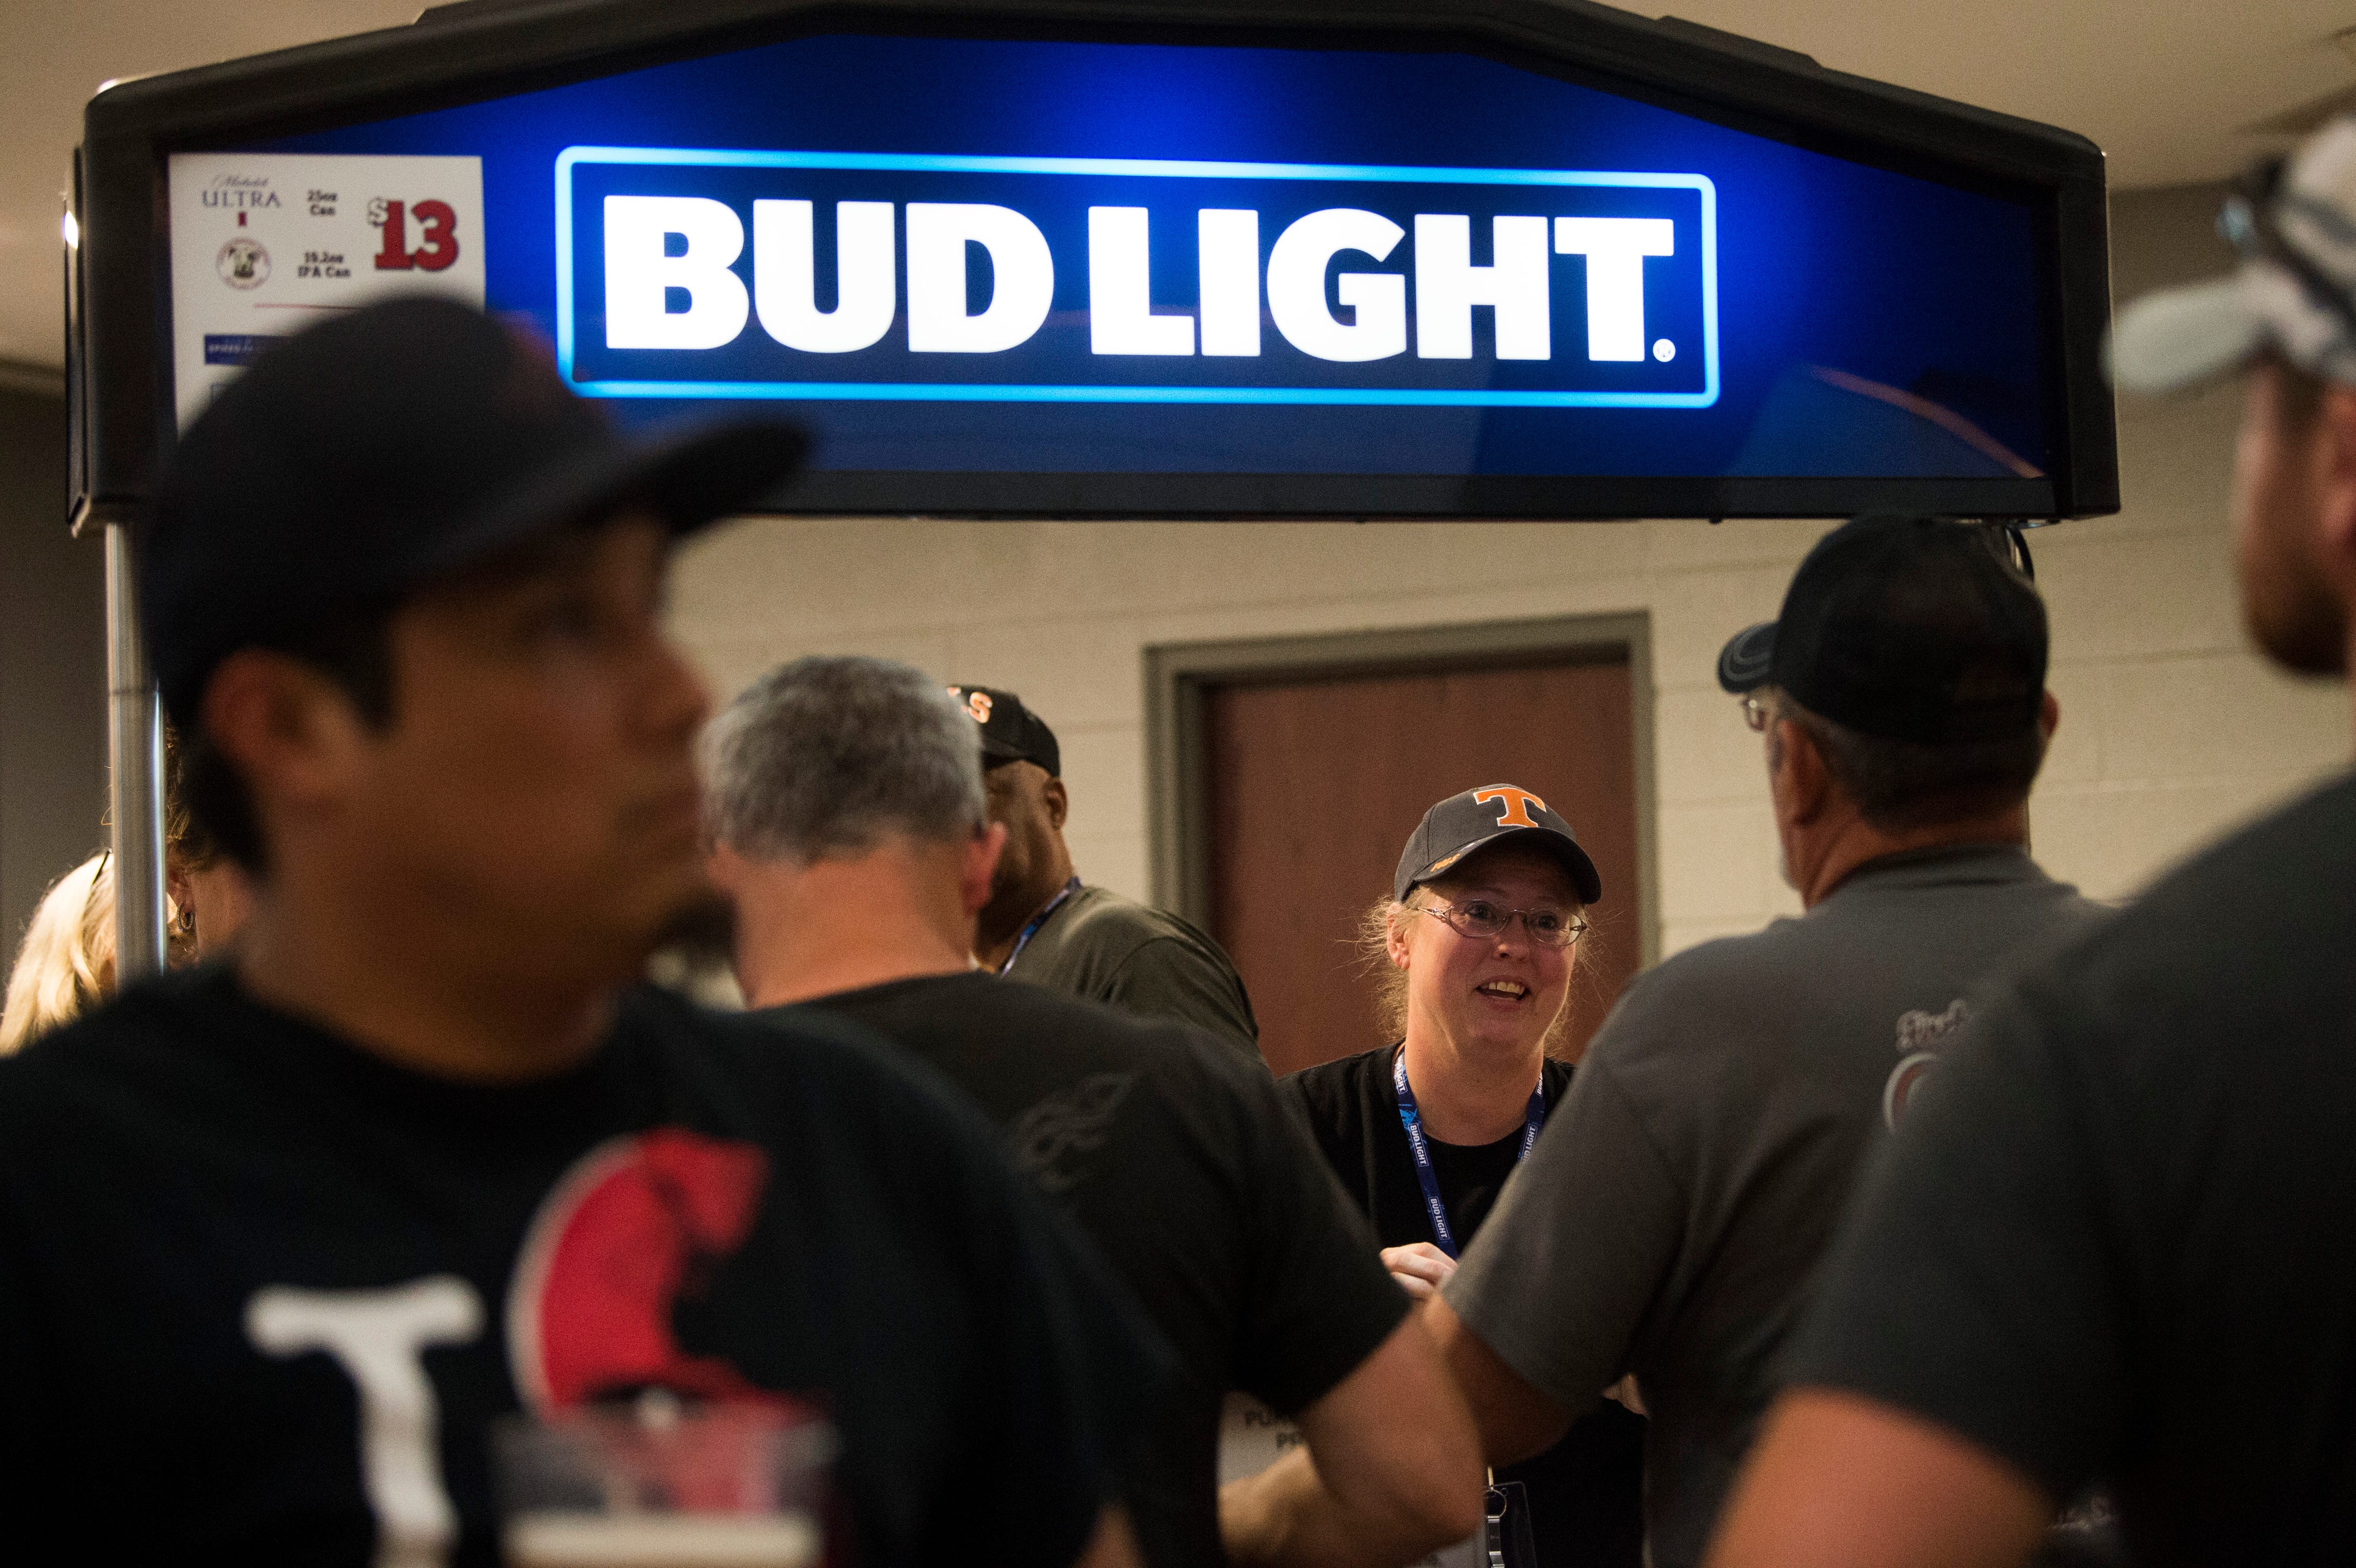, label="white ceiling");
[1,0,2348,370]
